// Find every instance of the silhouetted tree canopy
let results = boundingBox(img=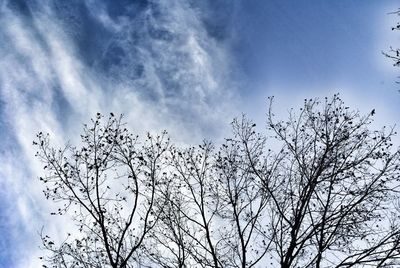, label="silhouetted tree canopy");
[35,95,400,268]
[383,8,400,84]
